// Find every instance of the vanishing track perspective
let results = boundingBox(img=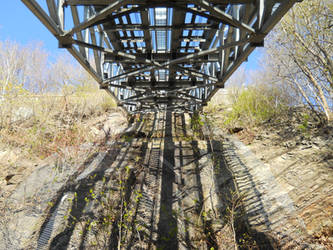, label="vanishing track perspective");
[1,111,328,249]
[32,111,229,249]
